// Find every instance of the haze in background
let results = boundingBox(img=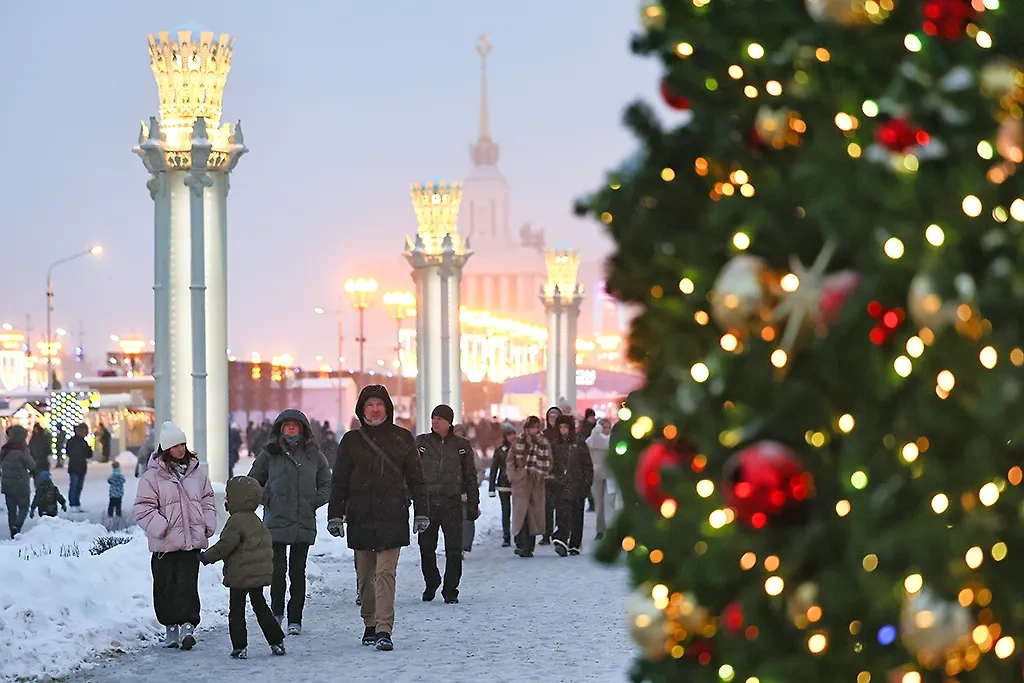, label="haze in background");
[0,0,664,366]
